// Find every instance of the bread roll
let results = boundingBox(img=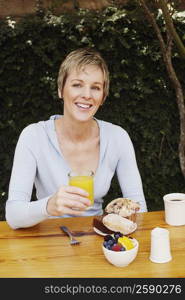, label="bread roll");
[102,213,136,235]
